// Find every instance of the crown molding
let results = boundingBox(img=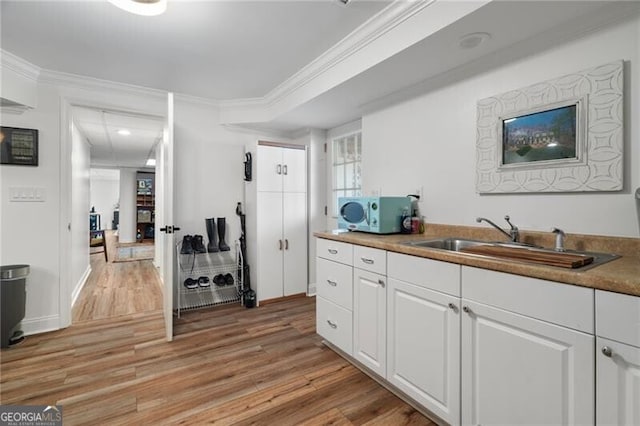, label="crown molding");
[263,0,434,108]
[0,49,41,82]
[39,68,167,100]
[174,92,220,108]
[1,105,32,115]
[219,0,435,116]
